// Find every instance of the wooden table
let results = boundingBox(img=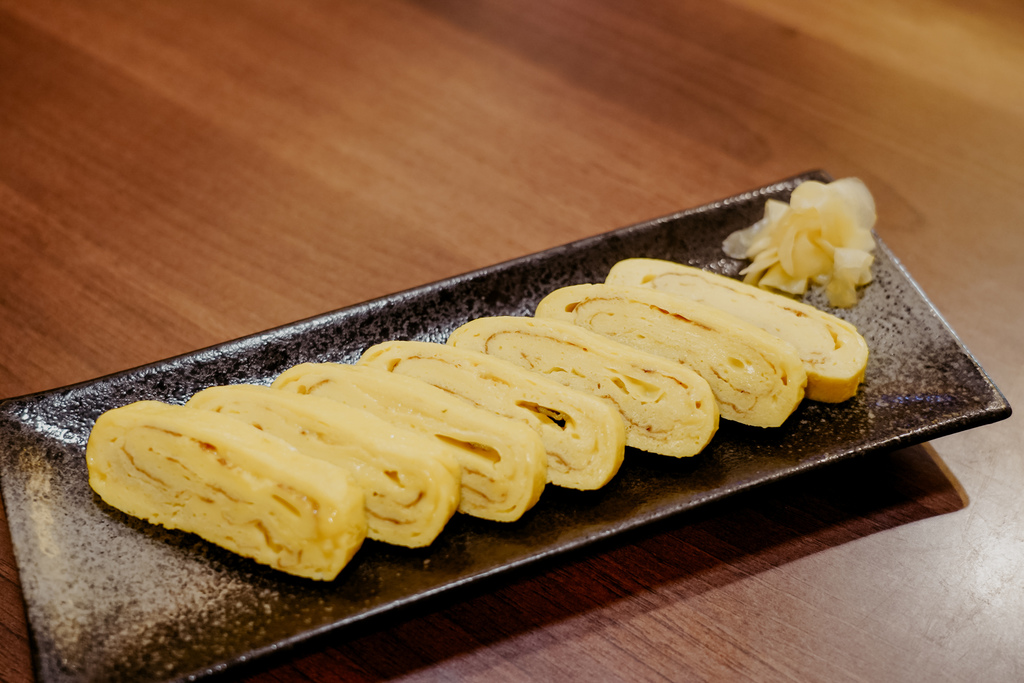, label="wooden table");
[1,1,1020,681]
